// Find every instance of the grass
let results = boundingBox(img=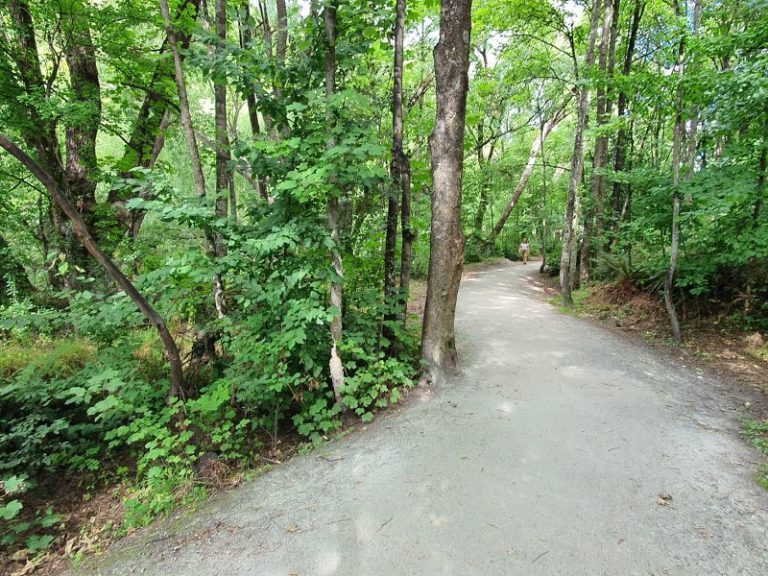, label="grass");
[0,337,96,379]
[743,419,768,490]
